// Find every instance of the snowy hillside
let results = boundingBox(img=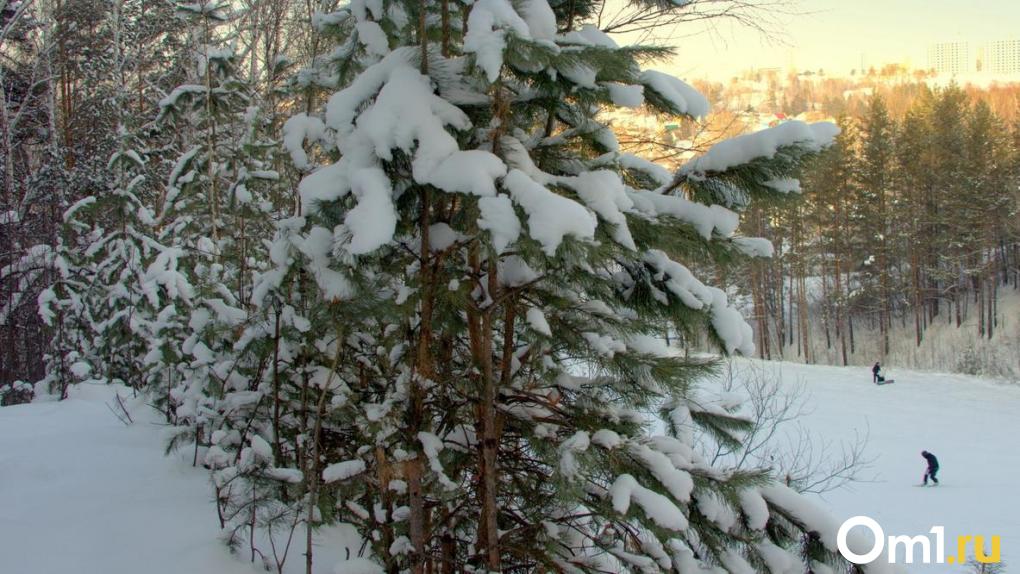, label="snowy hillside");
[0,385,358,574]
[3,363,1017,573]
[716,360,1020,572]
